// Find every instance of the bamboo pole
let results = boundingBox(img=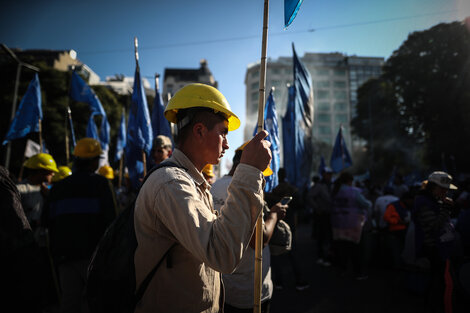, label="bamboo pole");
[254,1,269,312]
[38,118,43,153]
[118,155,124,188]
